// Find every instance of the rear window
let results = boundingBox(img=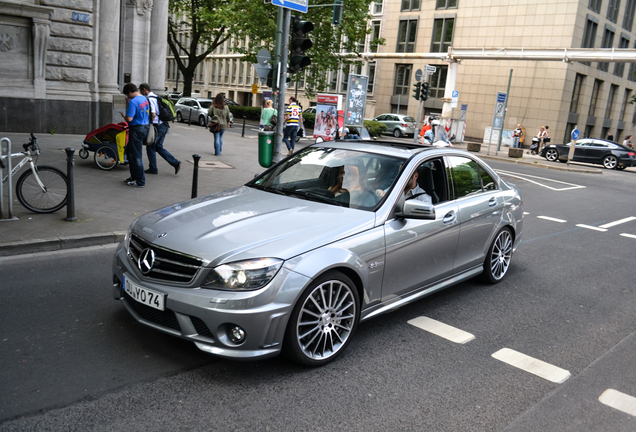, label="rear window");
[403,117,415,123]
